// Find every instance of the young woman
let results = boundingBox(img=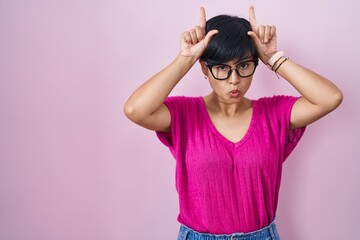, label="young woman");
[124,6,343,240]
